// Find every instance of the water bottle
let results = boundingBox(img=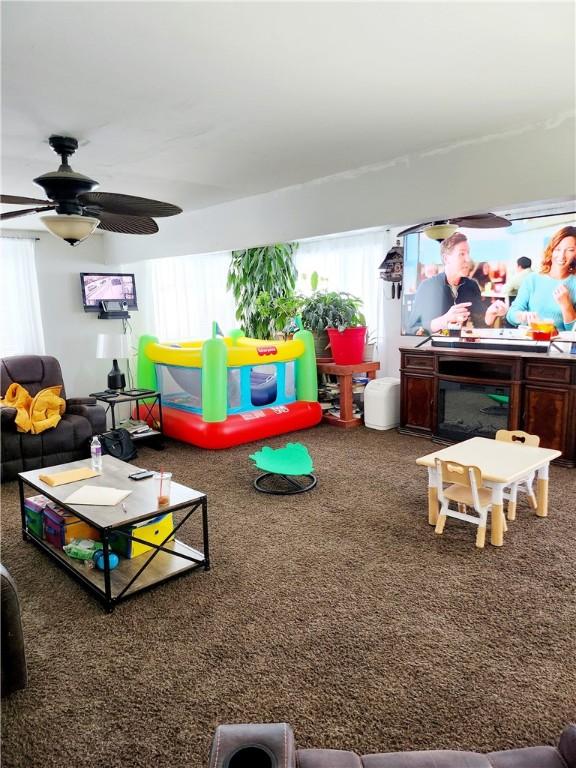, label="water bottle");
[91,435,103,472]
